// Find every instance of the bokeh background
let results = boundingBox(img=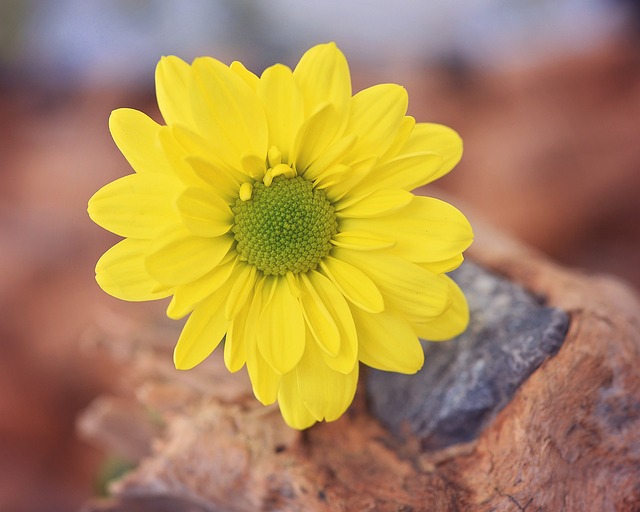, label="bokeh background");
[1,1,639,510]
